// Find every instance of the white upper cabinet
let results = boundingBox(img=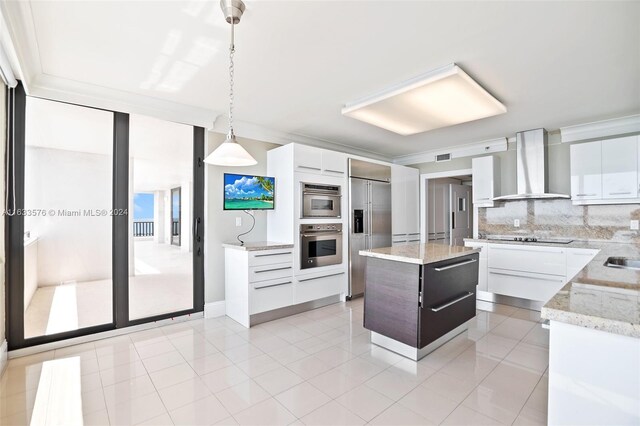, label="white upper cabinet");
[293,144,347,176]
[321,149,347,176]
[570,141,602,200]
[294,144,322,173]
[472,156,500,206]
[391,165,420,238]
[570,135,640,204]
[602,136,638,199]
